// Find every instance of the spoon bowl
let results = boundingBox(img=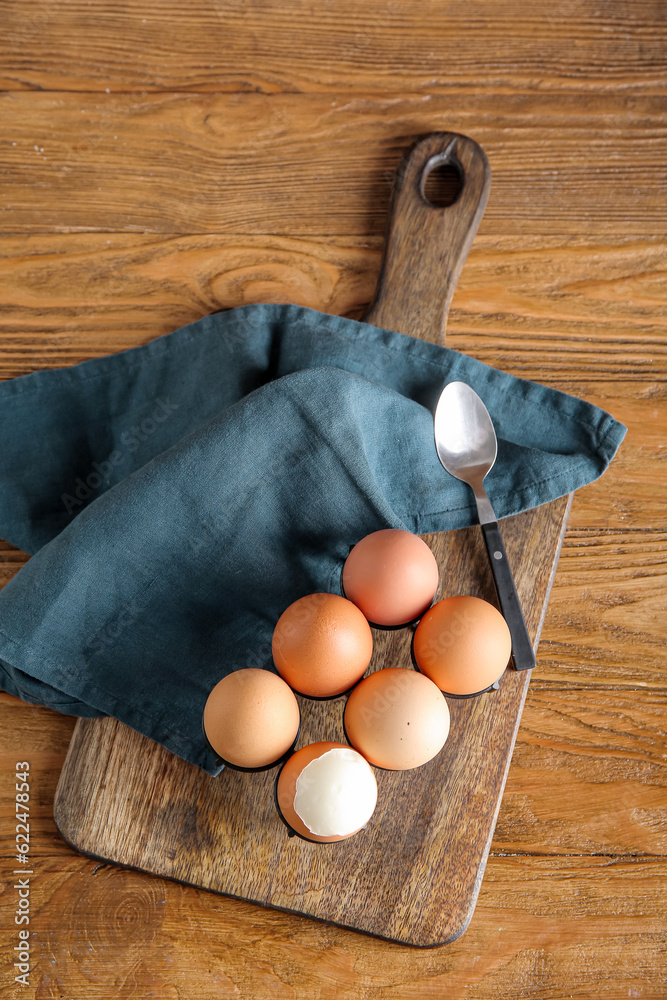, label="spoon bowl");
[434,381,535,672]
[434,381,498,526]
